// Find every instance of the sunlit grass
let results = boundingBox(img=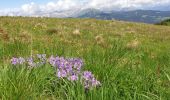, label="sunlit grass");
[0,16,170,99]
